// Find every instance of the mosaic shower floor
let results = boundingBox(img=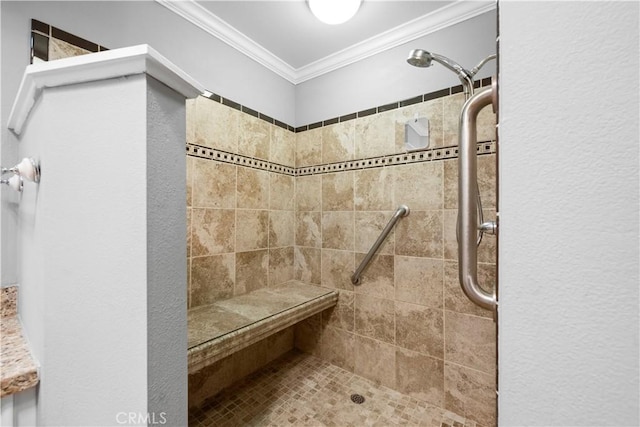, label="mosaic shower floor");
[188,349,476,427]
